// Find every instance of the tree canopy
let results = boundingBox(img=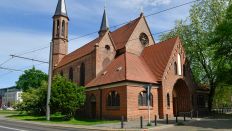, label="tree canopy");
[50,75,86,117]
[16,67,48,91]
[17,74,86,118]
